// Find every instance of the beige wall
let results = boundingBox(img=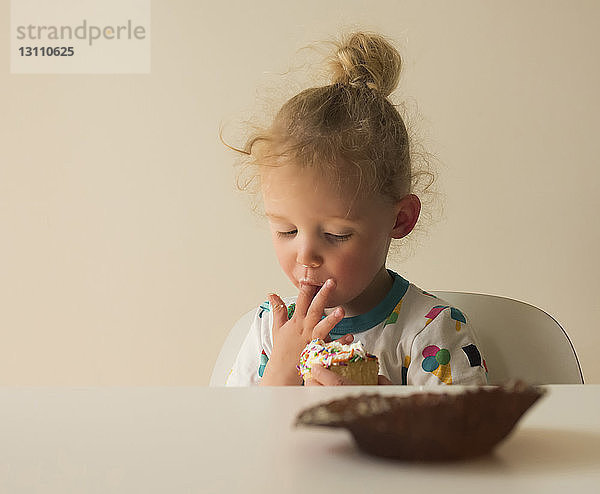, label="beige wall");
[1,0,598,384]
